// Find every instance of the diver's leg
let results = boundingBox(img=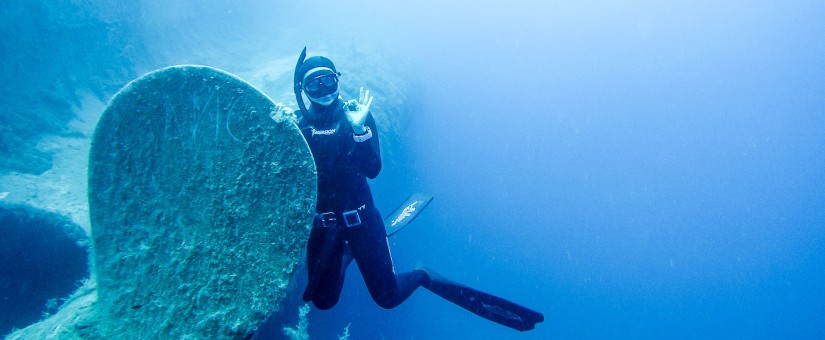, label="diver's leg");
[347,207,428,309]
[303,224,346,309]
